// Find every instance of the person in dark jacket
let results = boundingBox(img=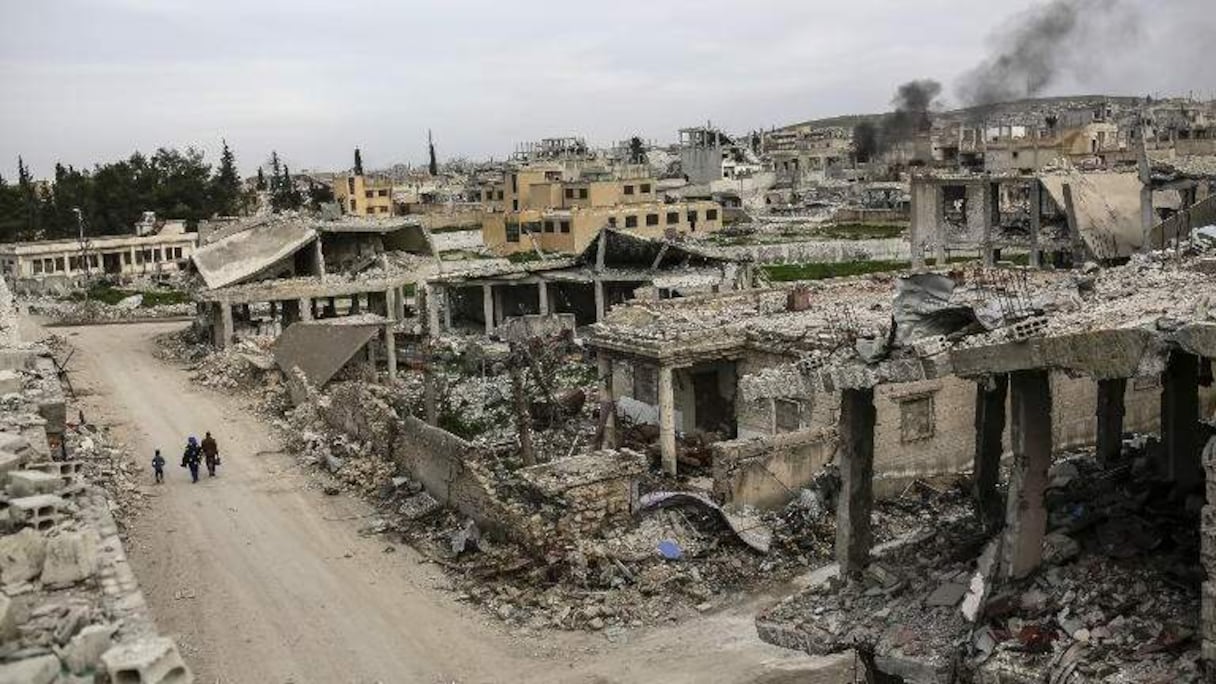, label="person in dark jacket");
[152,449,166,484]
[201,432,220,477]
[181,437,202,483]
